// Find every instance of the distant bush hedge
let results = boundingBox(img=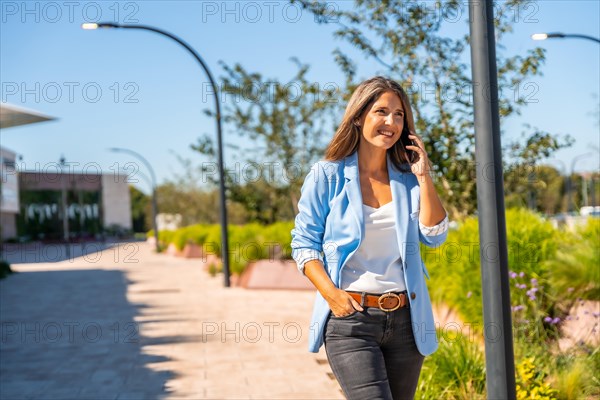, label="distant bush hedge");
[422,209,600,399]
[148,221,294,275]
